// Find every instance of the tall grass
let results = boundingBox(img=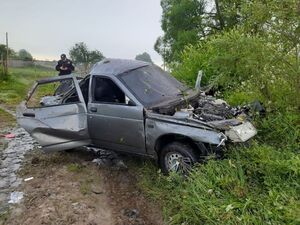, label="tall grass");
[0,66,55,108]
[139,144,300,224]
